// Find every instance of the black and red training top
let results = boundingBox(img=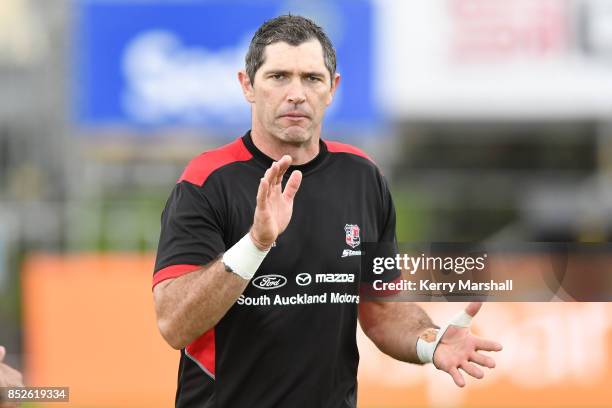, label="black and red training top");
[154,131,399,408]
